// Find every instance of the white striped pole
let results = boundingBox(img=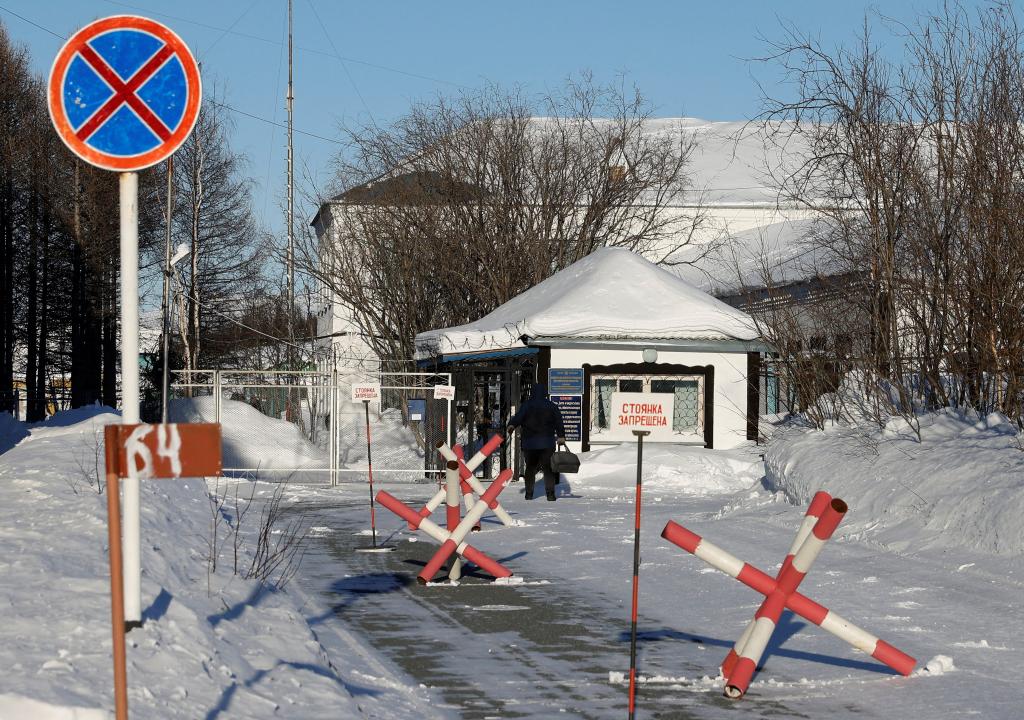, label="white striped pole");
[628,430,649,720]
[446,460,463,581]
[412,488,446,530]
[660,521,916,677]
[460,434,504,473]
[450,445,481,531]
[722,491,832,677]
[439,441,515,527]
[724,498,847,698]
